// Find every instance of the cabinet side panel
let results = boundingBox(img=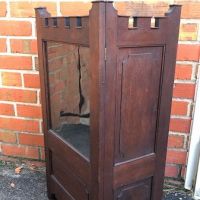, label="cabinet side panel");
[116,47,163,161]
